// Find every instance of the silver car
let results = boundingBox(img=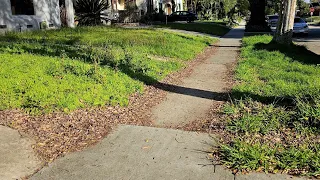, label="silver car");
[293,17,309,35]
[267,16,309,35]
[267,15,279,31]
